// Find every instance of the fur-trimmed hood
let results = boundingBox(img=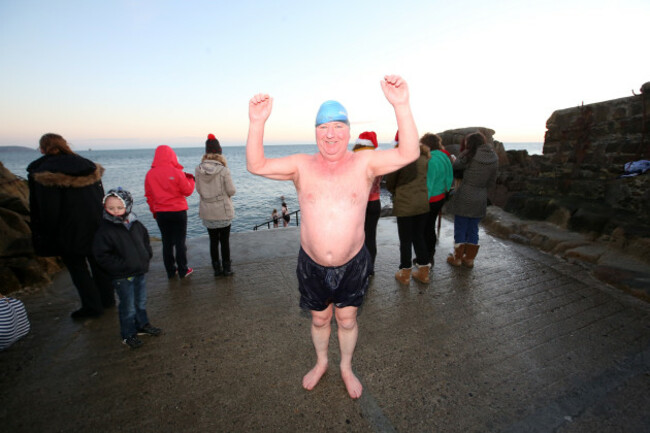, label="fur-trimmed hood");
[27,154,104,188]
[198,154,228,177]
